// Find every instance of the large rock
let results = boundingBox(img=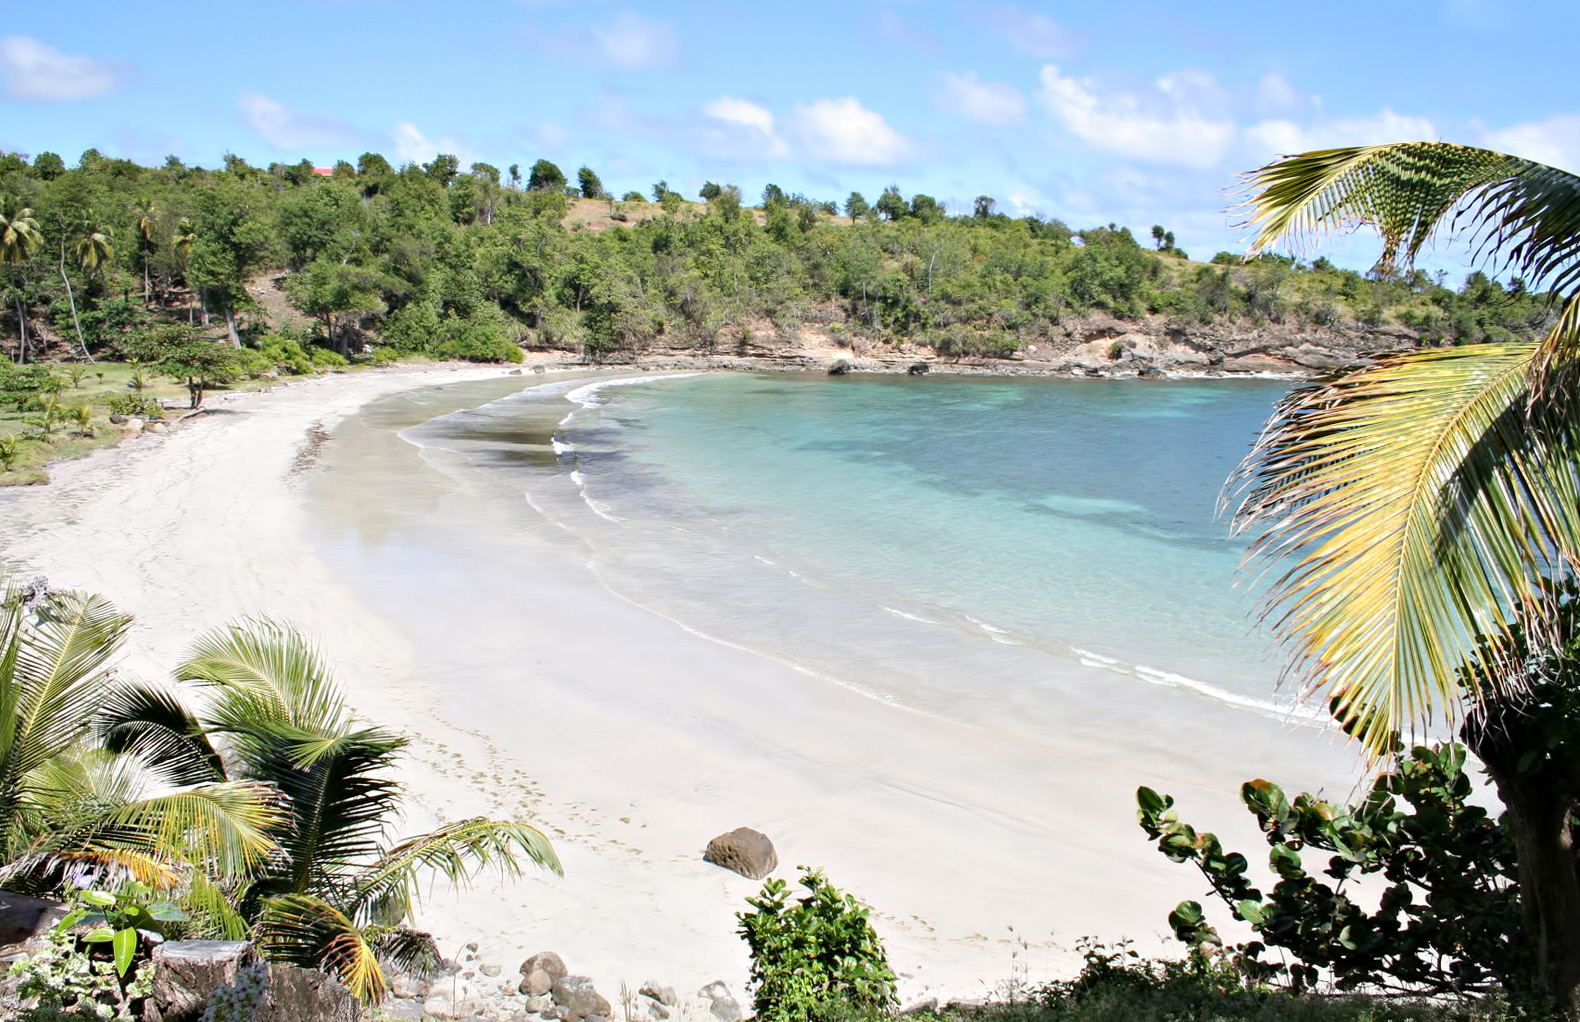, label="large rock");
[144,941,257,1022]
[639,981,677,1007]
[519,950,567,983]
[710,995,743,1022]
[254,962,356,1022]
[704,828,778,880]
[551,975,611,1021]
[0,890,66,956]
[827,358,851,375]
